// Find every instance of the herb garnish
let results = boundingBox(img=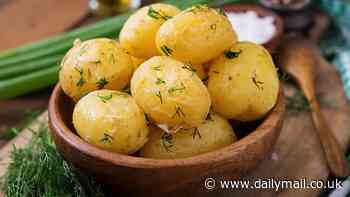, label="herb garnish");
[155,91,163,104]
[75,67,85,87]
[160,45,173,56]
[148,7,172,20]
[168,83,186,94]
[161,133,174,152]
[97,94,113,103]
[182,63,196,74]
[205,112,214,121]
[286,90,310,112]
[152,65,162,71]
[251,71,264,90]
[96,77,108,89]
[100,133,114,144]
[172,106,185,118]
[156,77,166,85]
[224,49,242,59]
[192,128,202,139]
